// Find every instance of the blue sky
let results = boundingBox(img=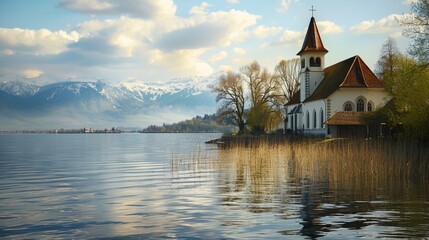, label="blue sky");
[0,0,414,85]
